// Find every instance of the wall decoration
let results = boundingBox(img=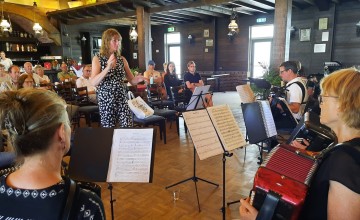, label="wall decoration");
[319,18,328,30]
[314,44,326,53]
[322,32,329,41]
[299,28,311,41]
[203,29,209,37]
[205,39,213,47]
